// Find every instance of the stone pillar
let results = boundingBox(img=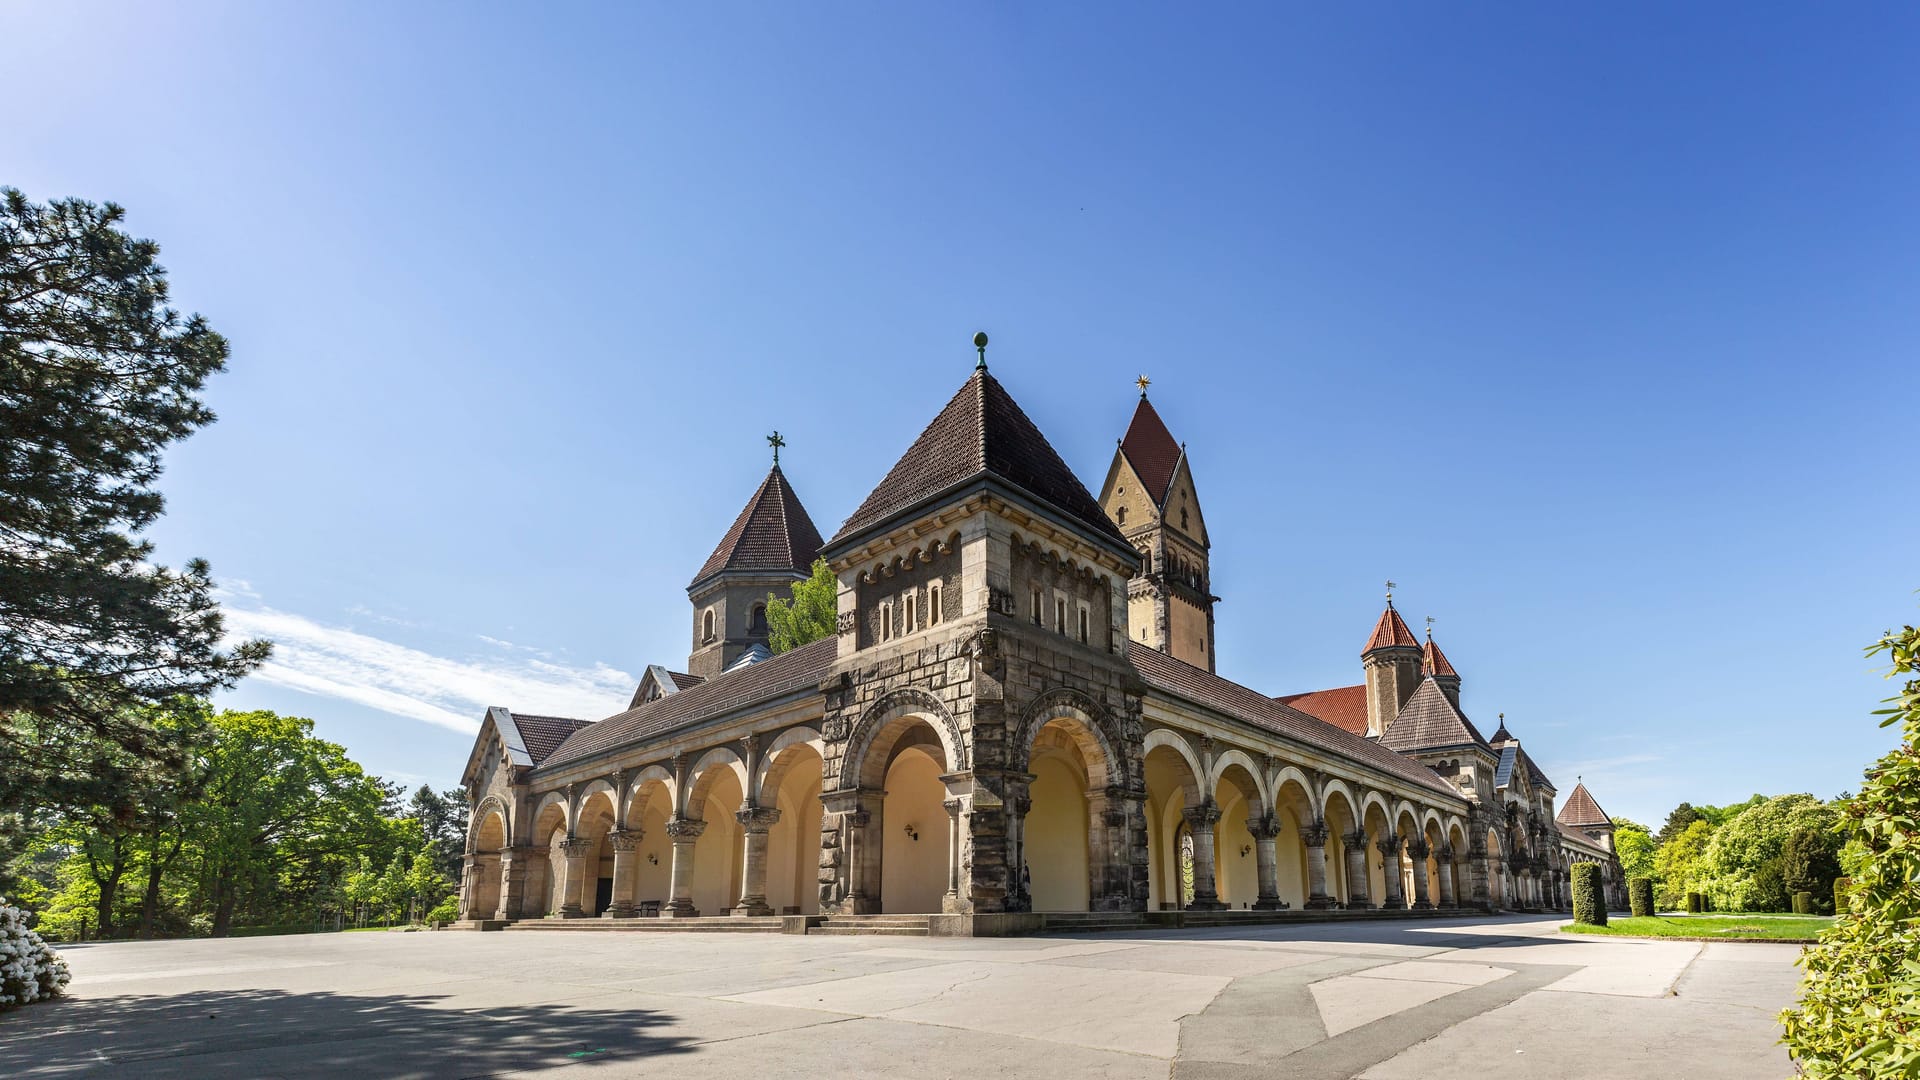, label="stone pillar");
[1437,845,1457,907]
[1376,835,1406,910]
[664,817,707,917]
[1406,839,1433,909]
[606,830,640,916]
[733,807,781,916]
[1183,804,1227,910]
[1301,822,1335,909]
[1009,795,1032,911]
[497,845,531,919]
[458,853,478,917]
[1248,815,1283,910]
[846,807,880,914]
[557,838,592,917]
[943,798,964,909]
[1343,829,1372,909]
